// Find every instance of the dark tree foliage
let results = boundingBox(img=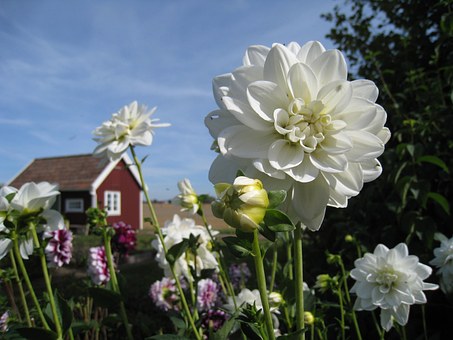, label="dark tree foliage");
[302,1,452,338]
